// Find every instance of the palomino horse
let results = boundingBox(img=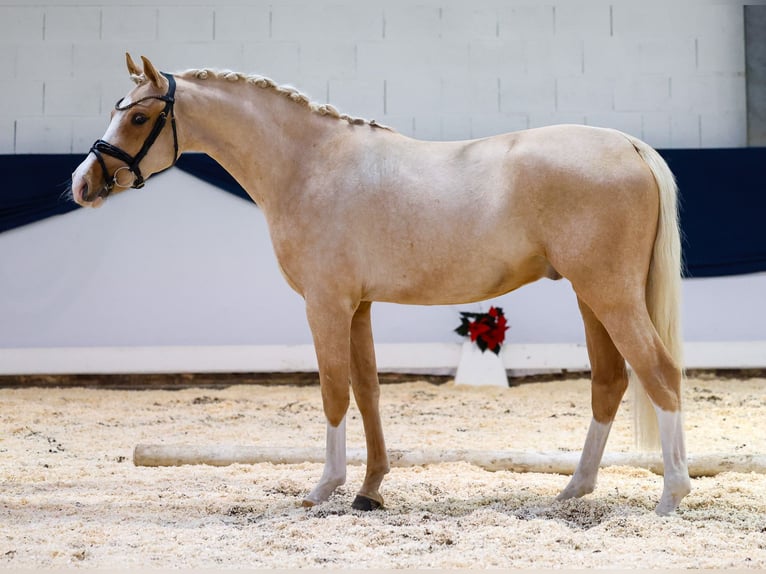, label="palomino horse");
[71,55,691,515]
